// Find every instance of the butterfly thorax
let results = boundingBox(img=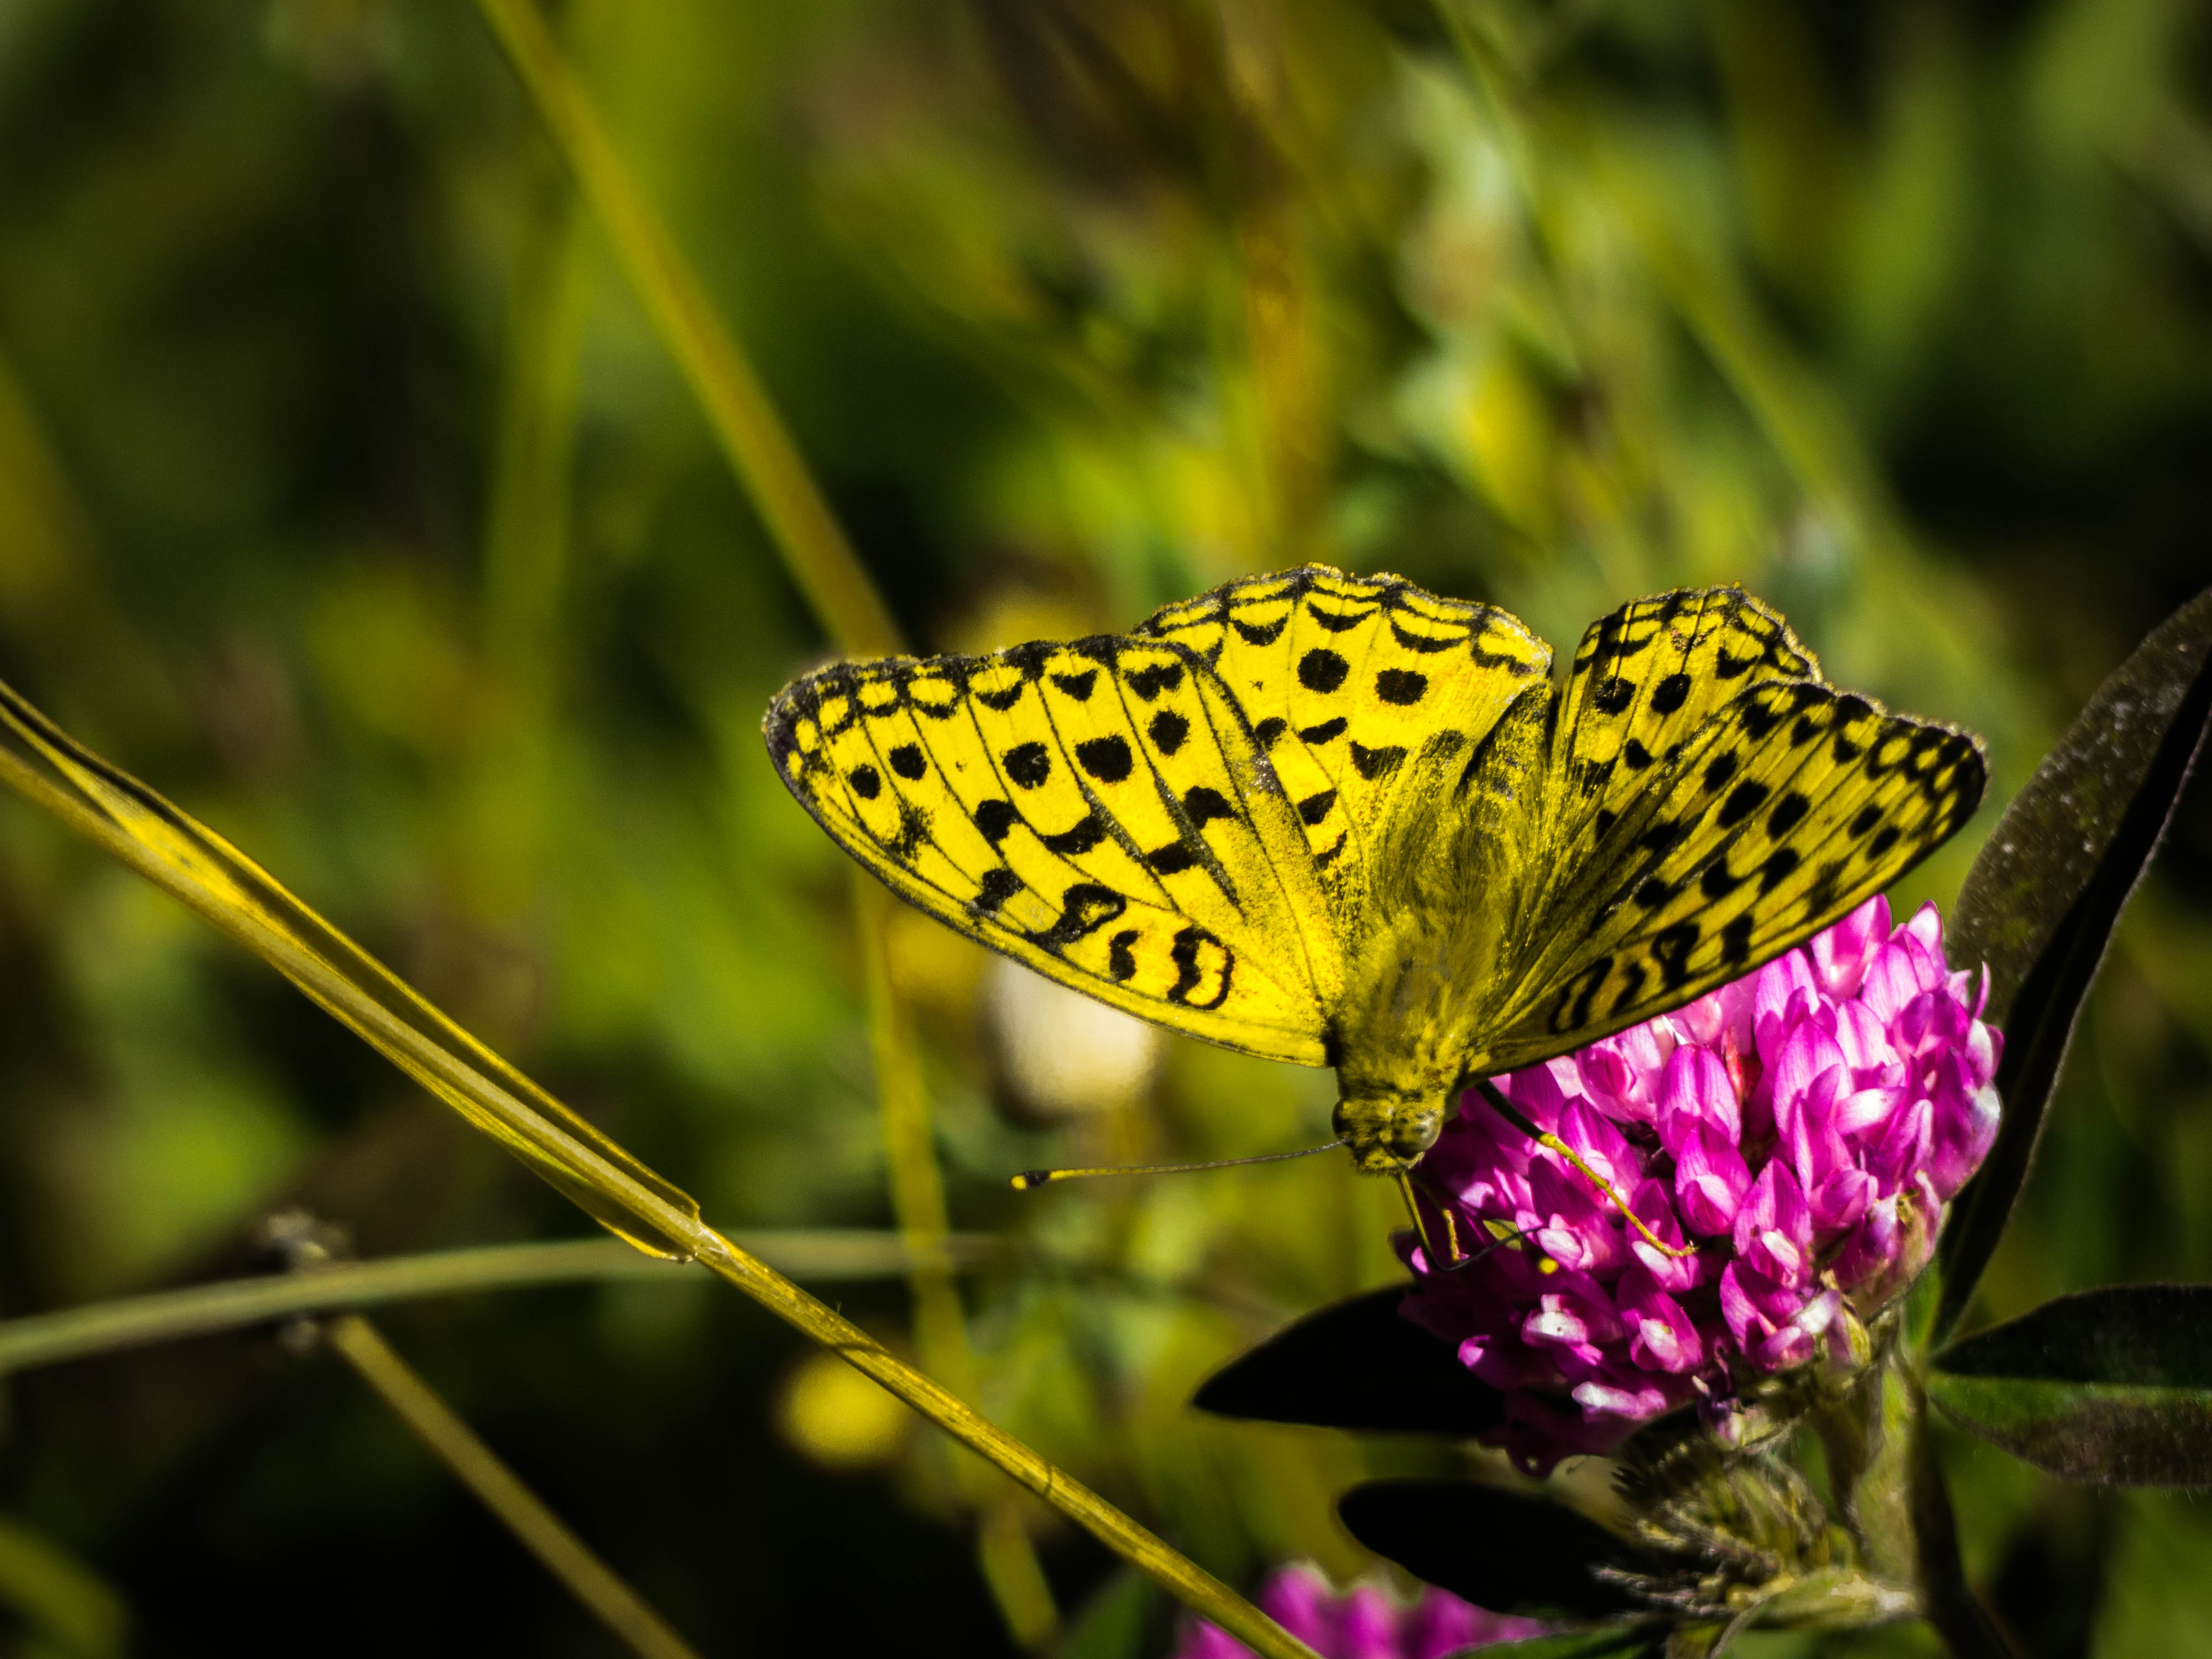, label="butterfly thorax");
[1329,702,1542,1175]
